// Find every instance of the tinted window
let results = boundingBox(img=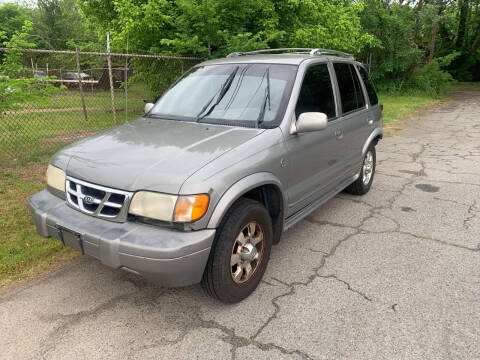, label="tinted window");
[295,64,336,119]
[358,66,379,105]
[333,63,365,114]
[351,66,366,109]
